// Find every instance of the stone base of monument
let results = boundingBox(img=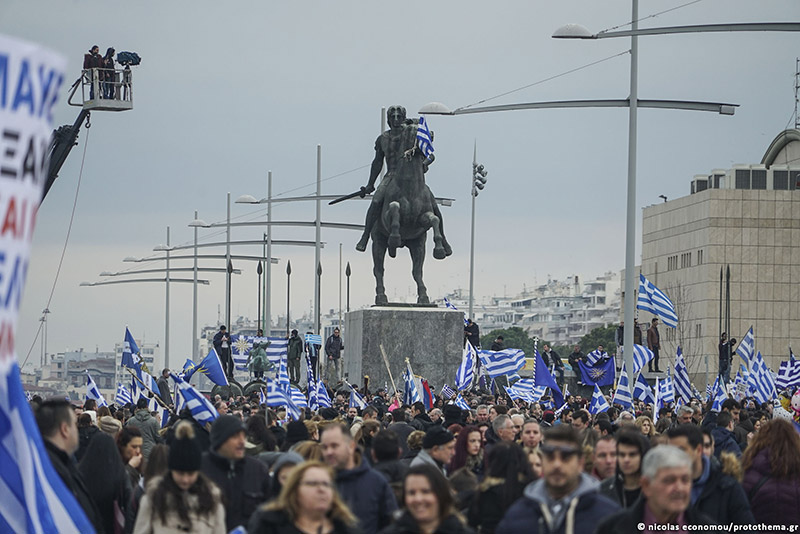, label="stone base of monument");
[343,307,464,393]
